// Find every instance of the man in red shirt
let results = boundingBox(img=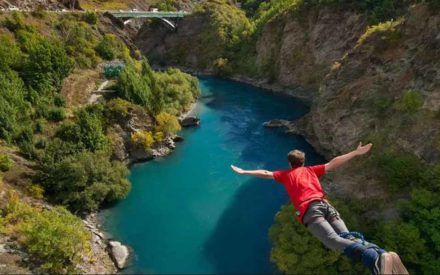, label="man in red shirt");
[231,142,408,275]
